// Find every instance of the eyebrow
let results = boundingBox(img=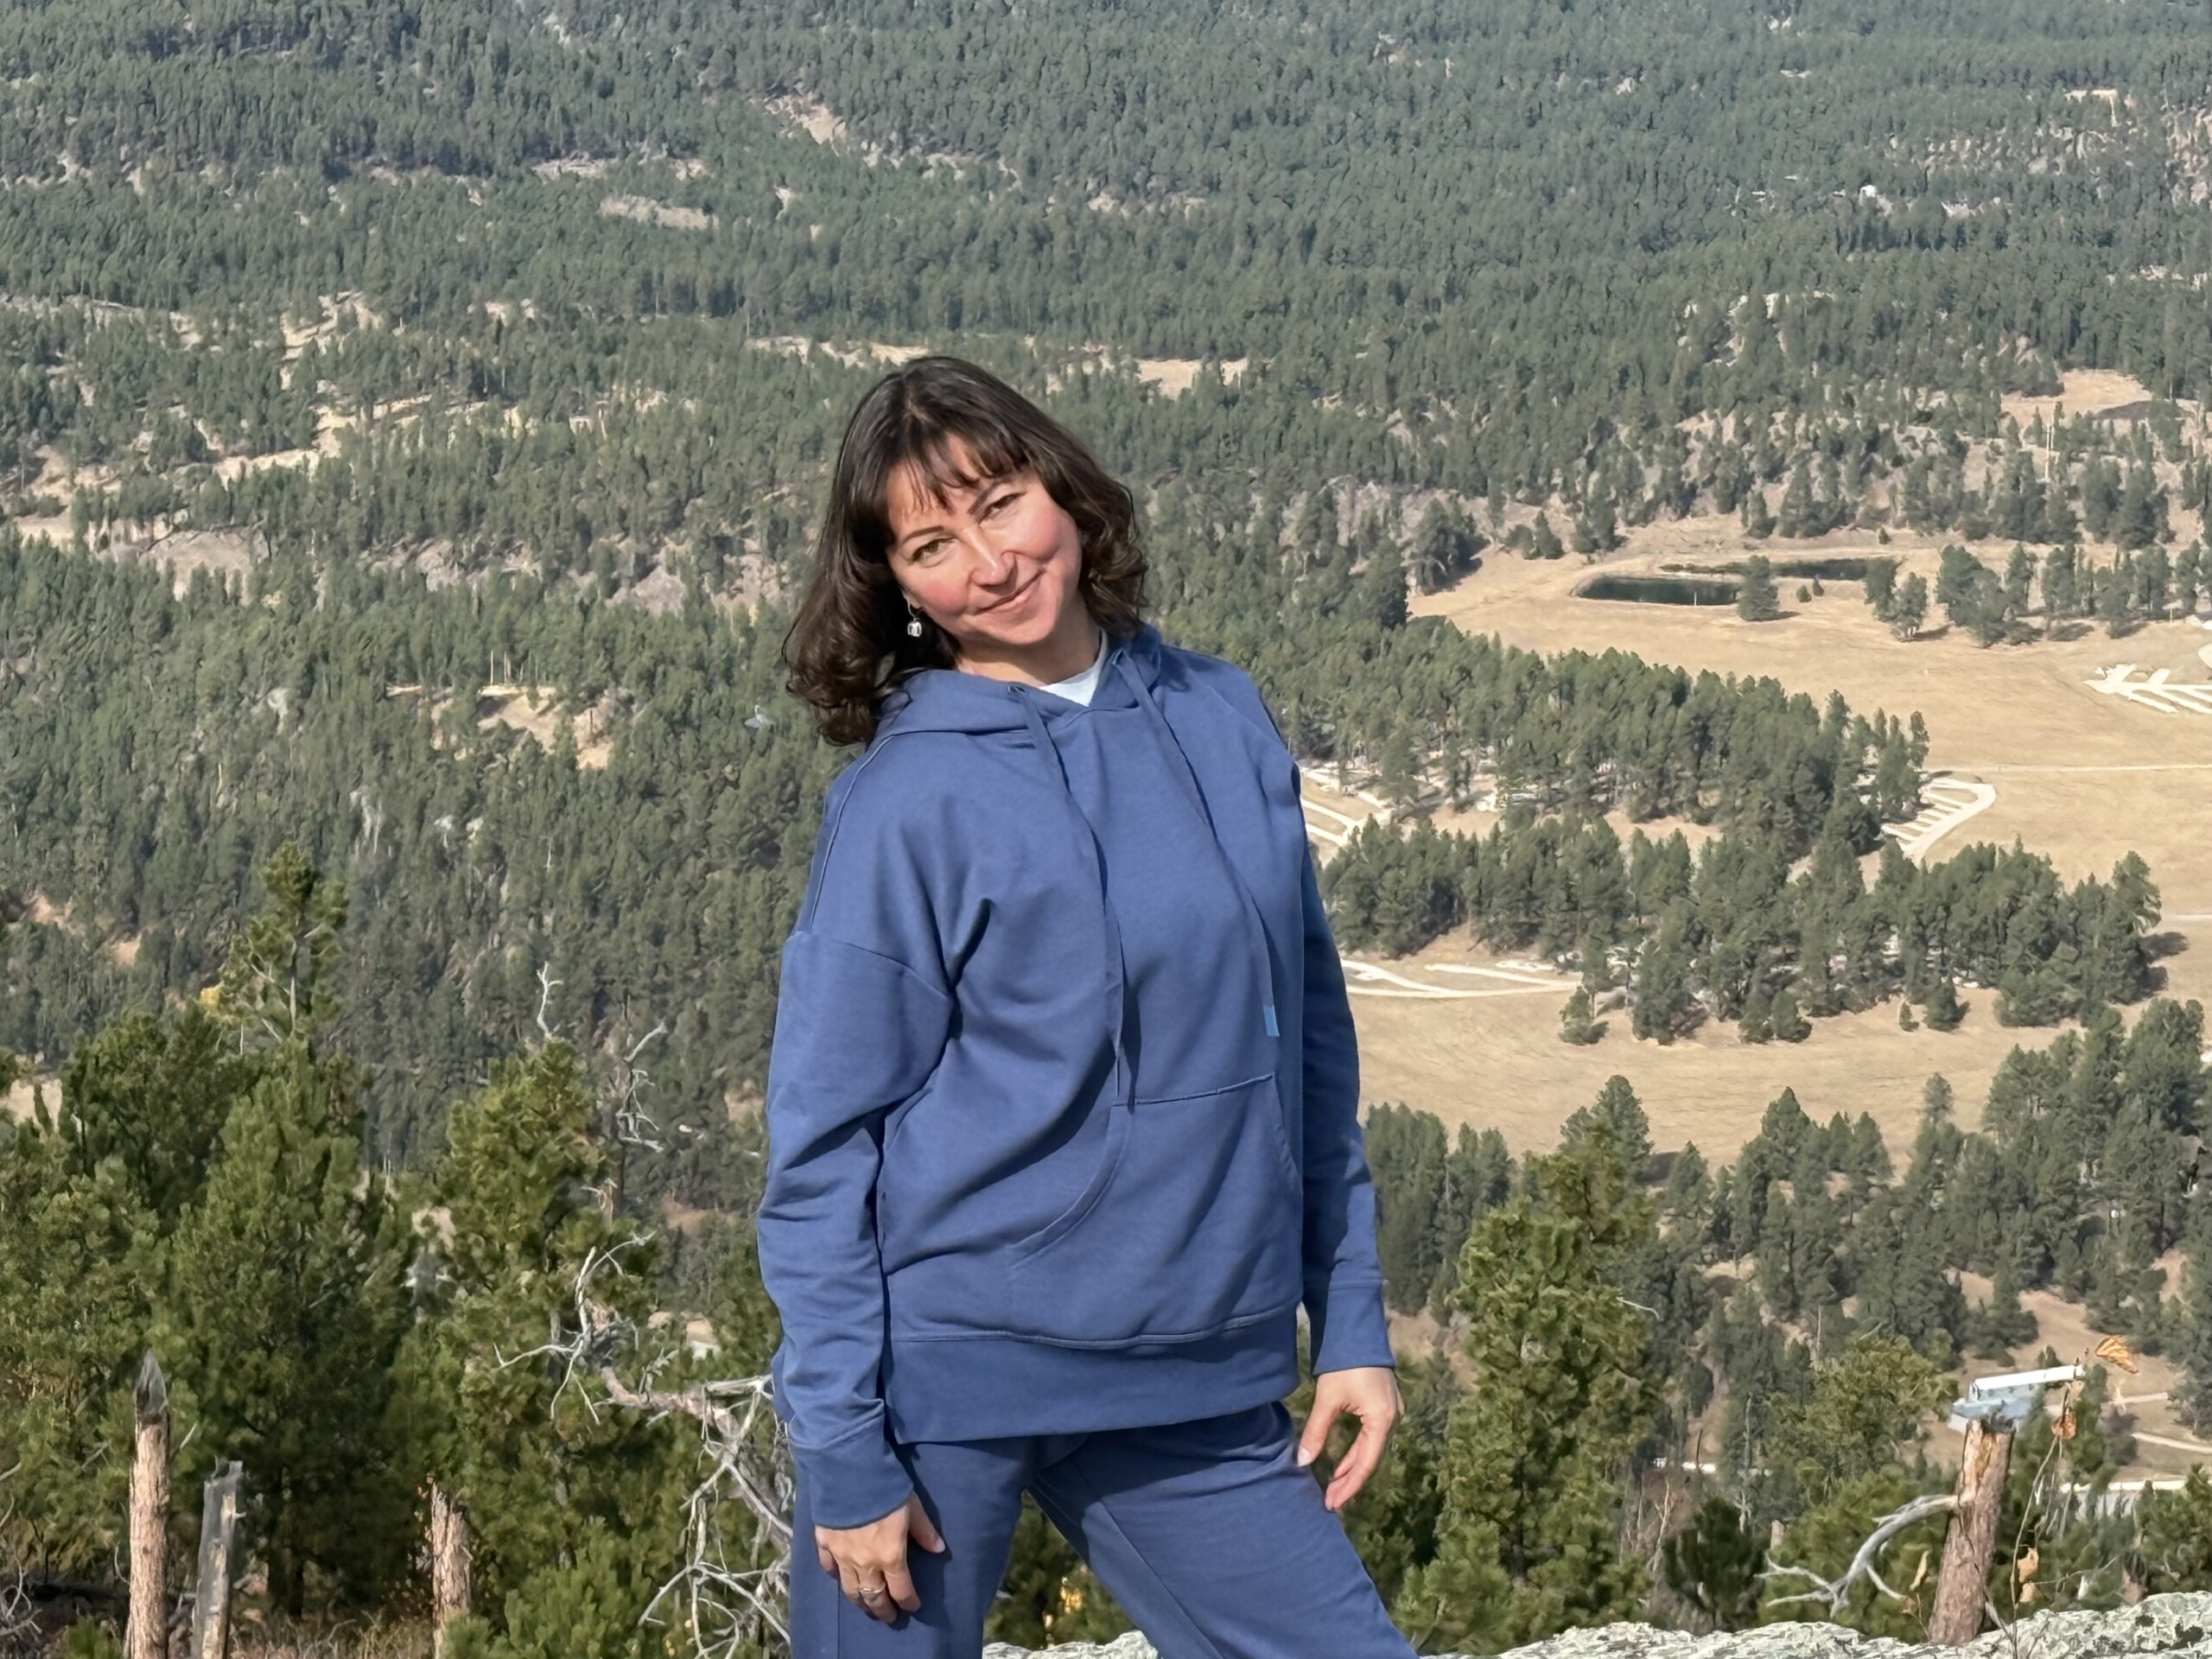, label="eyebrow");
[893,469,1015,549]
